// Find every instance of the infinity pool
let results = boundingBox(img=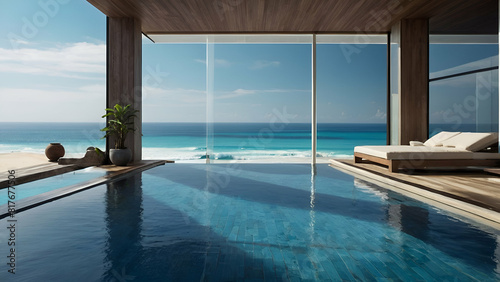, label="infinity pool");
[3,167,107,203]
[1,164,499,281]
